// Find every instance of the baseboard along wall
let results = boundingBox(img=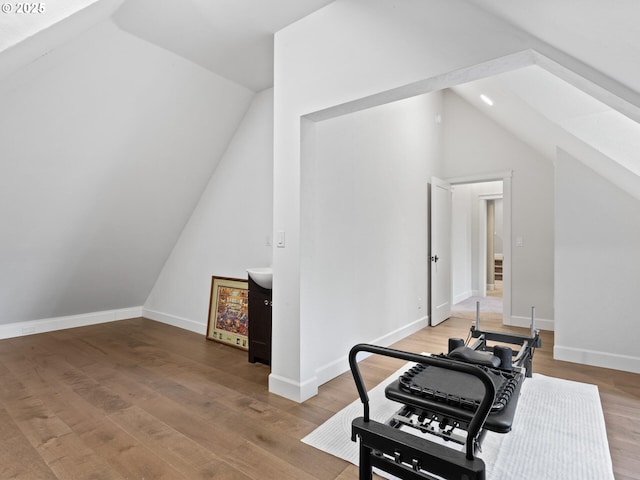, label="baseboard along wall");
[0,307,144,340]
[142,308,207,335]
[554,344,640,375]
